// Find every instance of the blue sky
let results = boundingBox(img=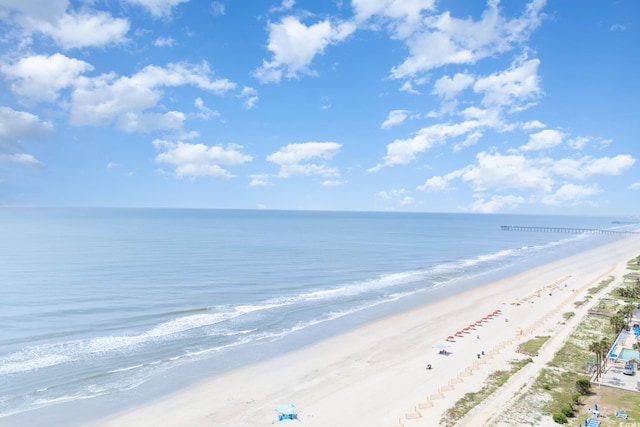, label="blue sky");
[0,0,638,214]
